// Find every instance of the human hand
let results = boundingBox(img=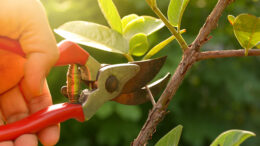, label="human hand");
[0,0,59,145]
